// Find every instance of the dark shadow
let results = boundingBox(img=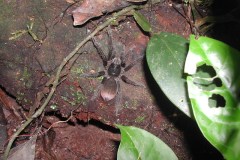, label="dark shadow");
[113,140,120,160]
[143,57,179,116]
[209,0,240,50]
